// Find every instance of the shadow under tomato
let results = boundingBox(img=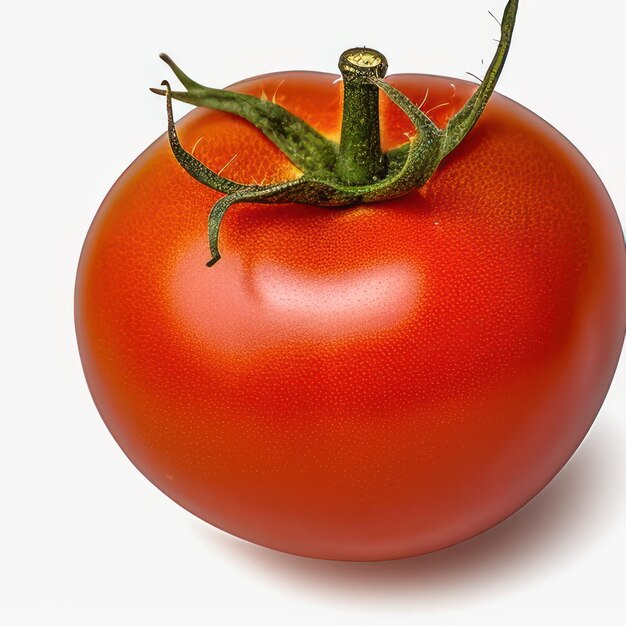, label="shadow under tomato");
[192,421,619,606]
